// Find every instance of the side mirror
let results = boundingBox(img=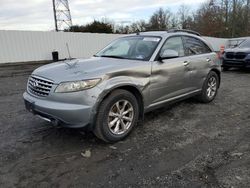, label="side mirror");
[159,49,179,60]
